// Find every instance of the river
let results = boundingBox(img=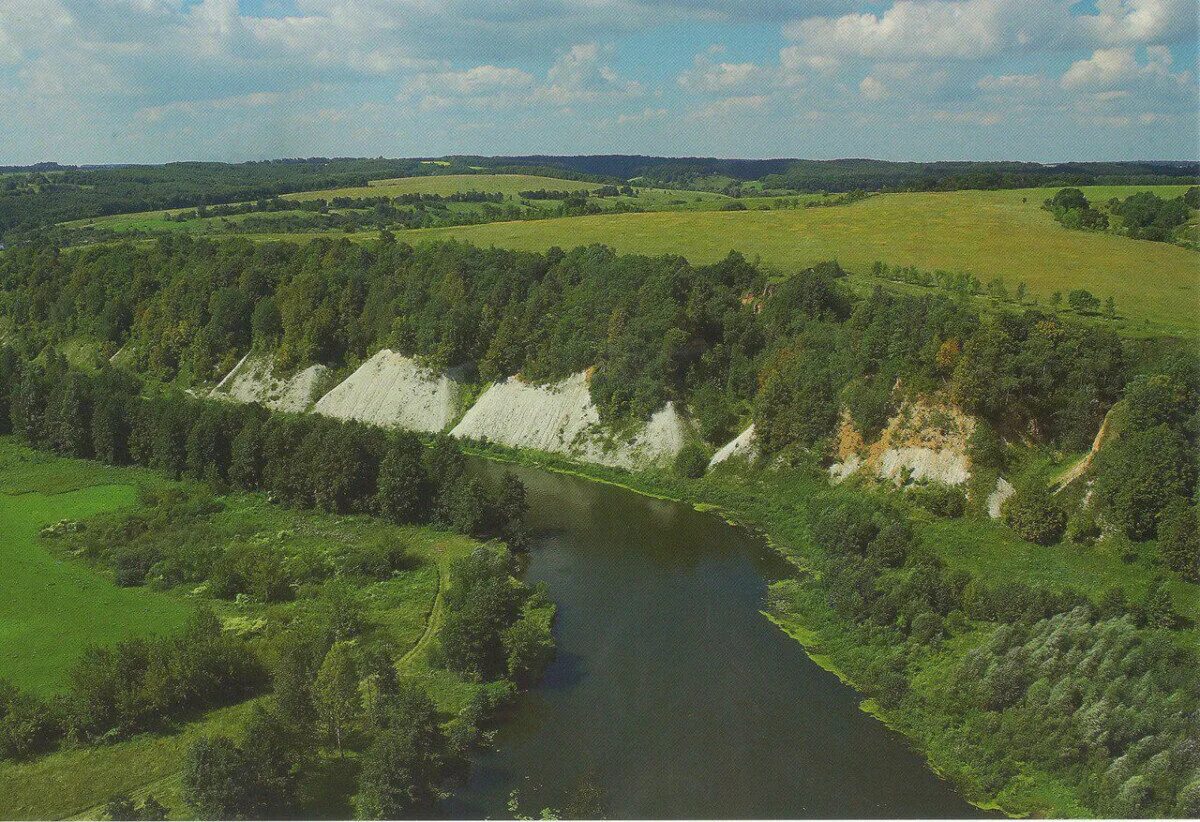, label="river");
[447,459,983,819]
